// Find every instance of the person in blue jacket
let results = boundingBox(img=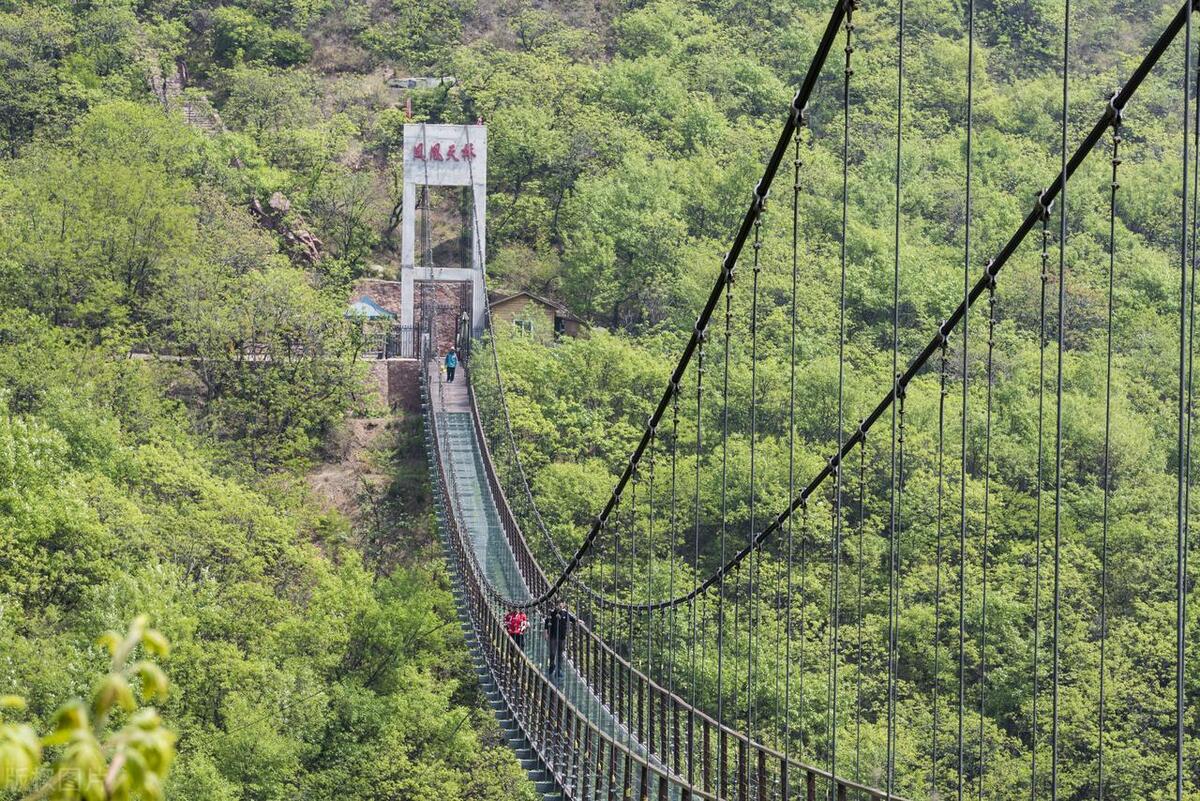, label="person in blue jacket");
[445,347,458,382]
